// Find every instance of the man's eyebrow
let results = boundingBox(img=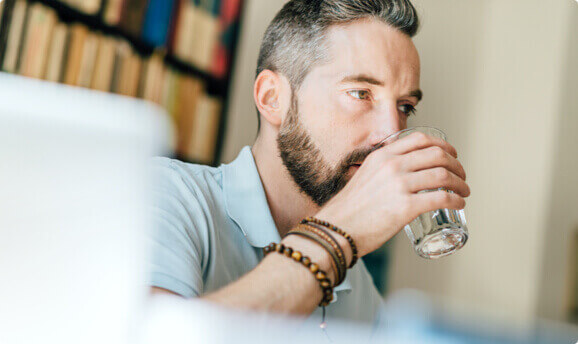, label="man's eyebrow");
[339,74,385,86]
[339,74,423,101]
[409,89,423,102]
